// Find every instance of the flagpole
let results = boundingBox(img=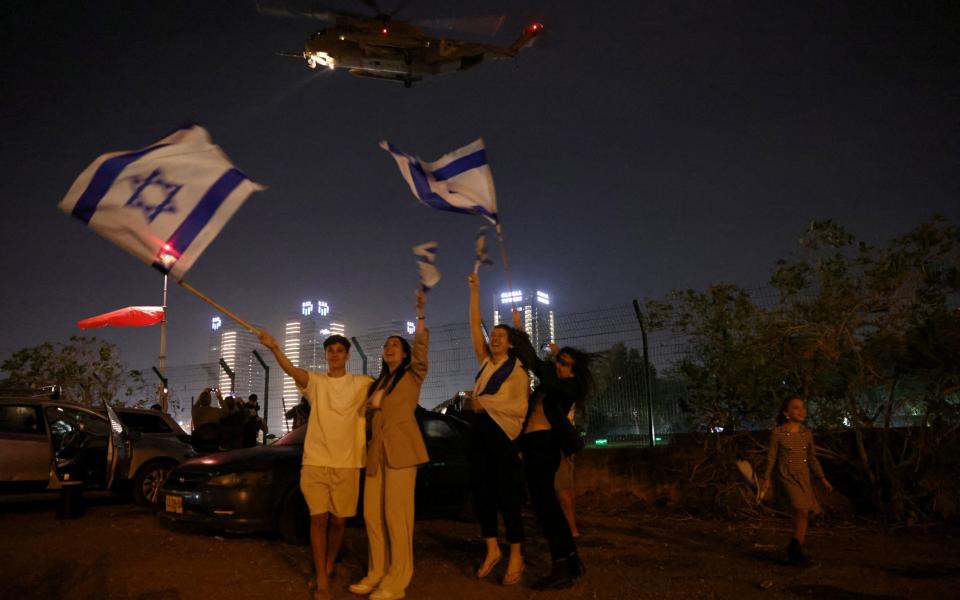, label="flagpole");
[494,221,515,299]
[159,275,168,412]
[176,280,259,334]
